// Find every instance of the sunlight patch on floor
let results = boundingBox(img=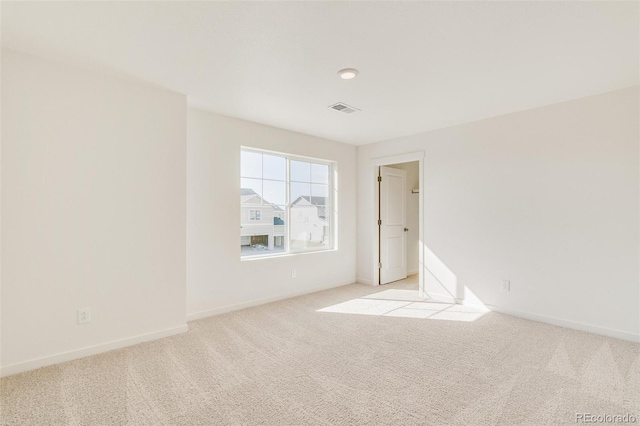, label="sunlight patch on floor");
[361,289,425,302]
[318,289,487,321]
